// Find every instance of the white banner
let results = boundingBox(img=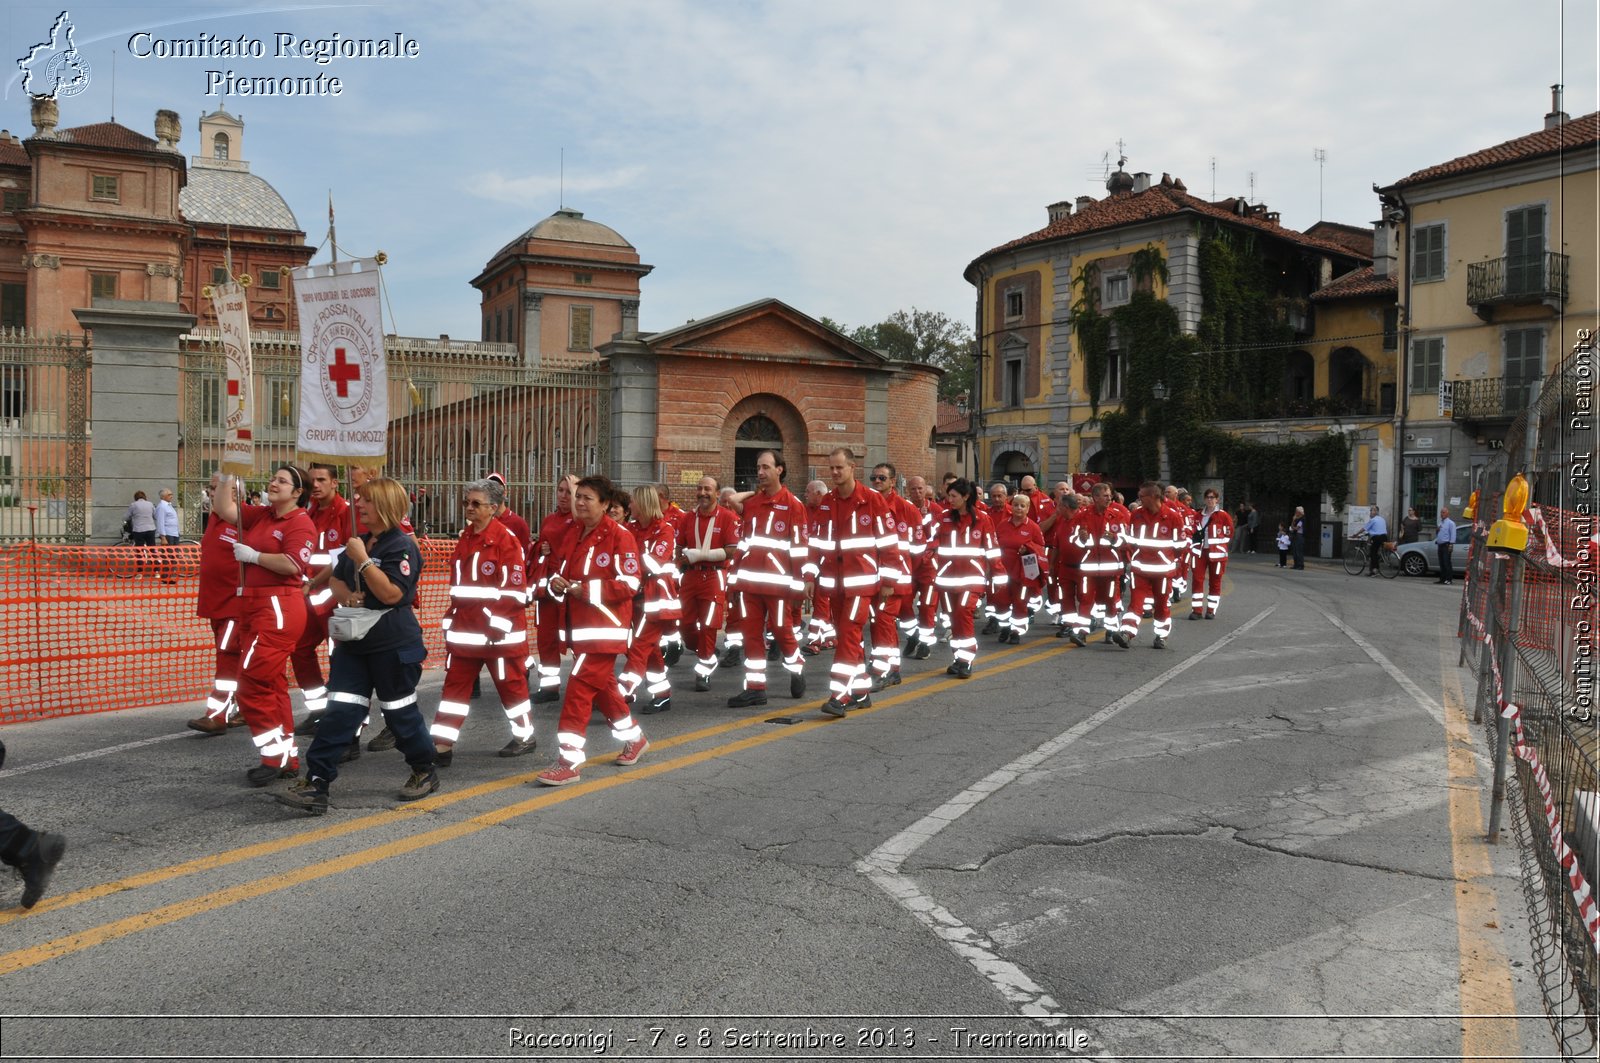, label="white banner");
[211,281,254,476]
[292,258,388,462]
